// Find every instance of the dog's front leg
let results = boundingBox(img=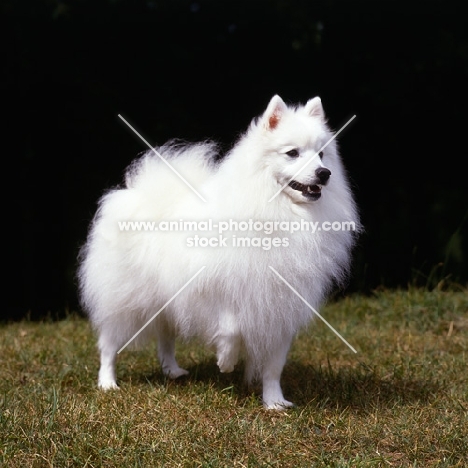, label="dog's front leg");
[216,310,241,373]
[262,335,294,410]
